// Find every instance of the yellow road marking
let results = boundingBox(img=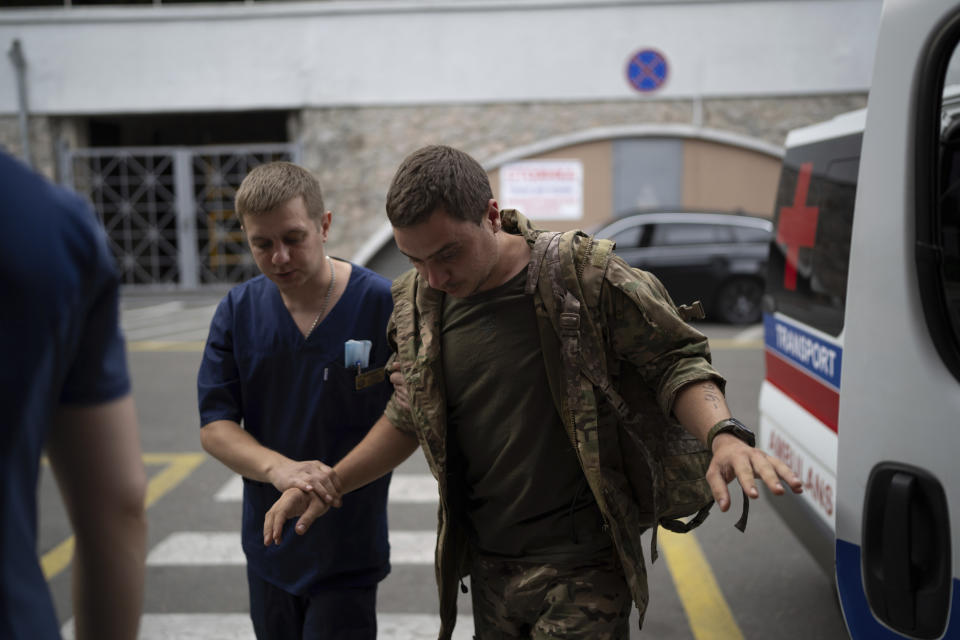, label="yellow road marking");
[660,529,745,640]
[128,340,205,352]
[40,539,74,580]
[44,454,747,640]
[41,453,207,580]
[141,453,207,508]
